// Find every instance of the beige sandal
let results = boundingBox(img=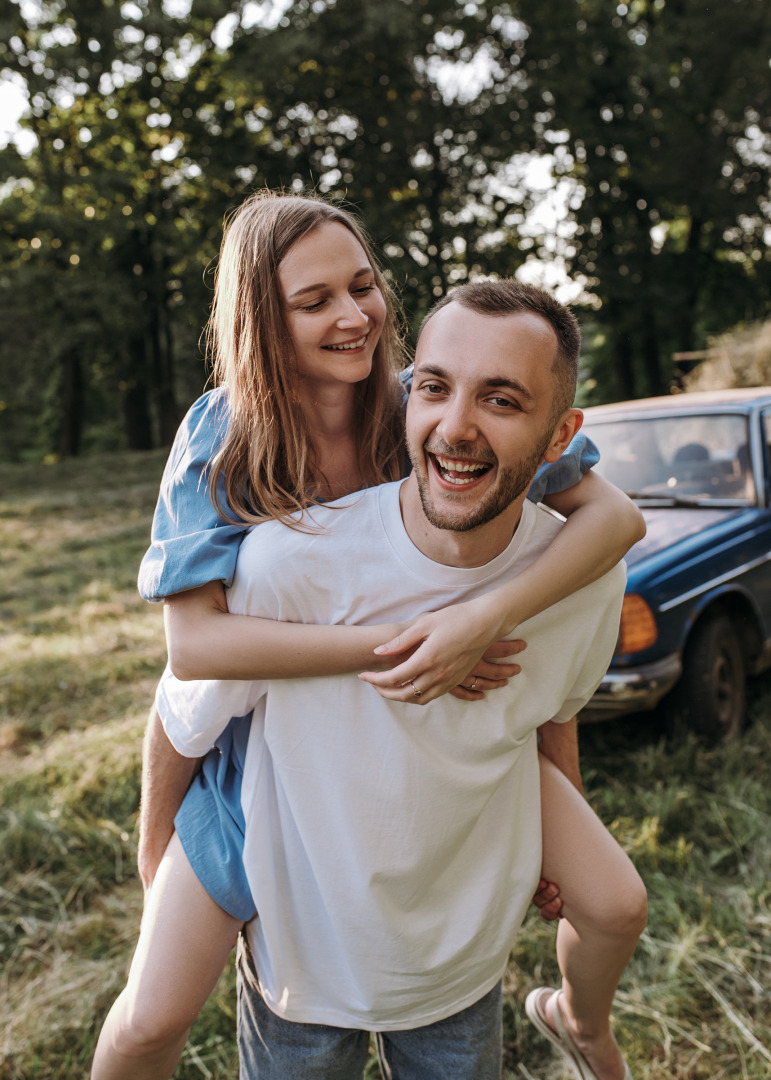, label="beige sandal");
[525,987,632,1080]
